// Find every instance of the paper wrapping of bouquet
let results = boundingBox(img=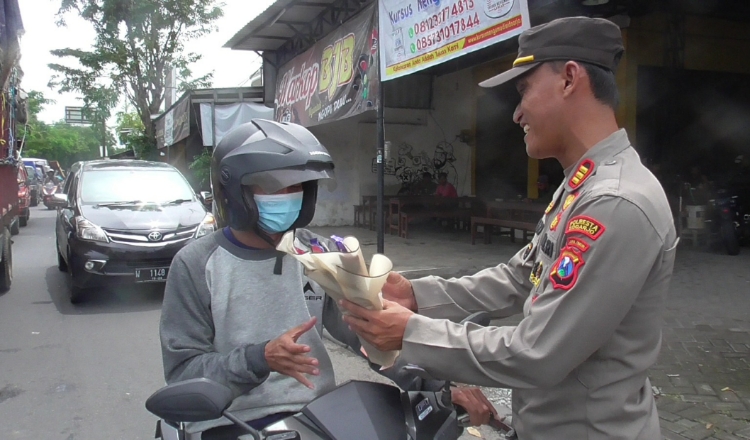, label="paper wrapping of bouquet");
[277,232,398,367]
